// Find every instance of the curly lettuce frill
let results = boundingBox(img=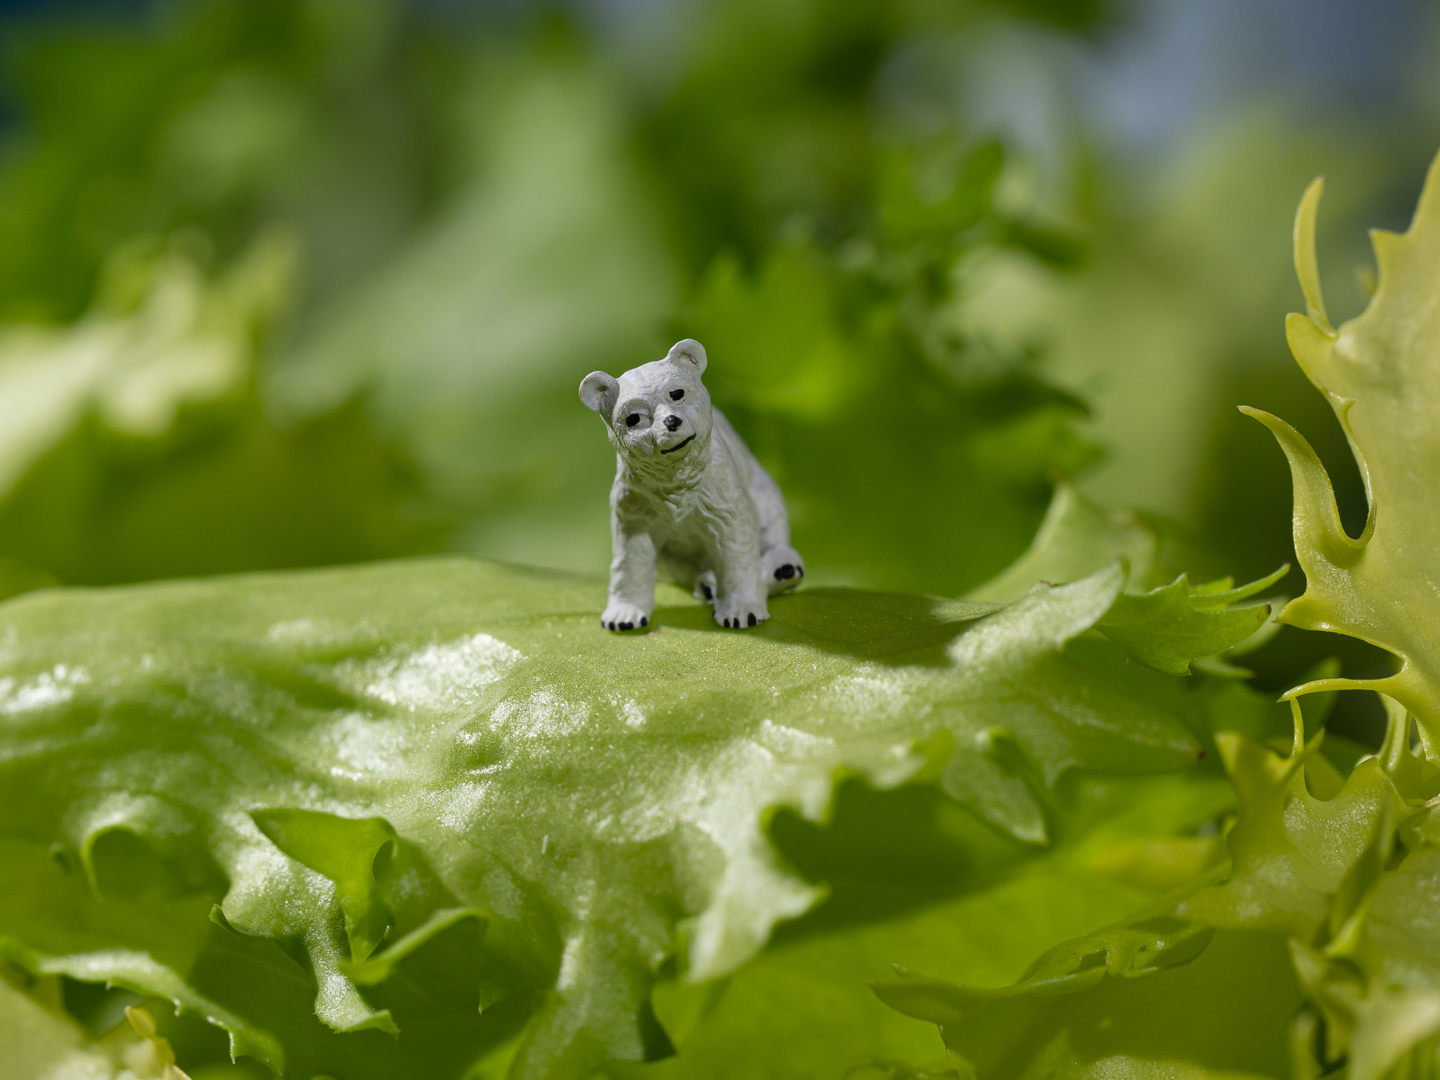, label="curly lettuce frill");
[871,147,1440,1080]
